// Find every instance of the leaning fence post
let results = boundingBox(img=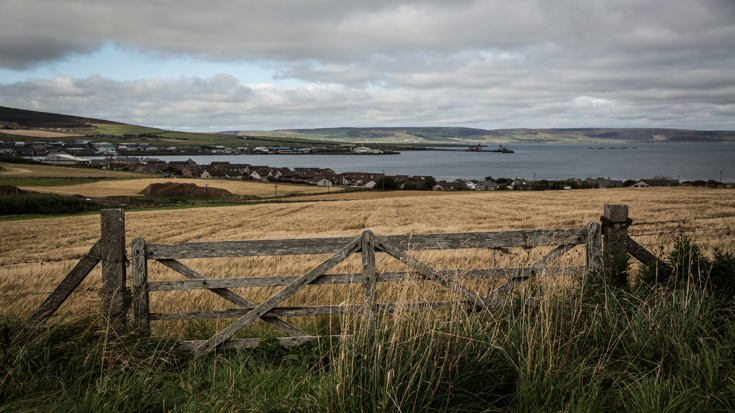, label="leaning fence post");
[100,209,127,335]
[132,237,149,334]
[362,230,377,319]
[601,204,630,286]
